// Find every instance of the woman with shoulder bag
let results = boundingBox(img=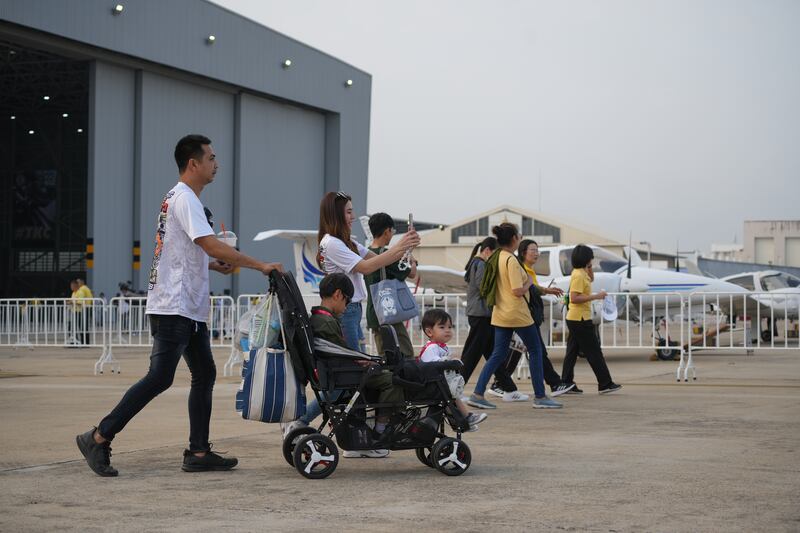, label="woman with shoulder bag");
[285,192,420,457]
[460,237,528,402]
[467,223,562,410]
[516,239,576,396]
[317,192,419,350]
